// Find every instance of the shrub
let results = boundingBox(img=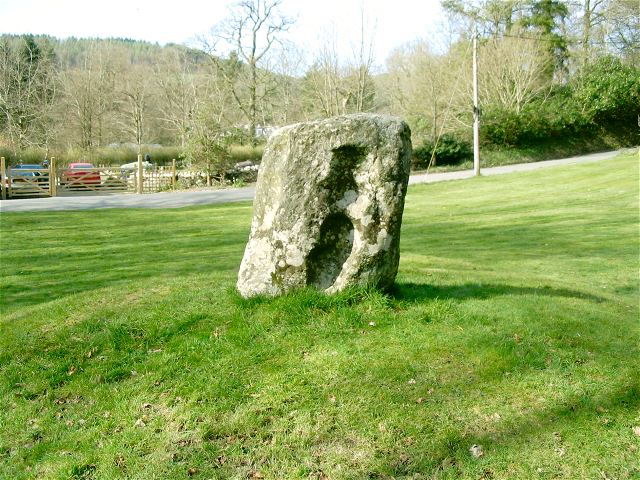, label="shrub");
[412,134,472,169]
